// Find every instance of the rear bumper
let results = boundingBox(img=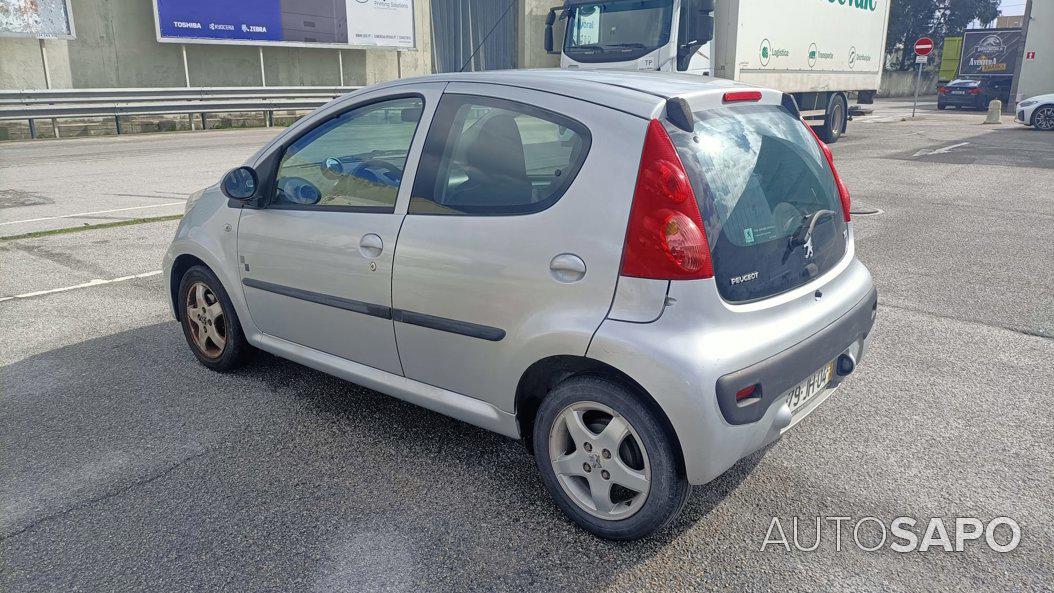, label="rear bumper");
[715,286,877,425]
[587,254,877,485]
[938,95,985,108]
